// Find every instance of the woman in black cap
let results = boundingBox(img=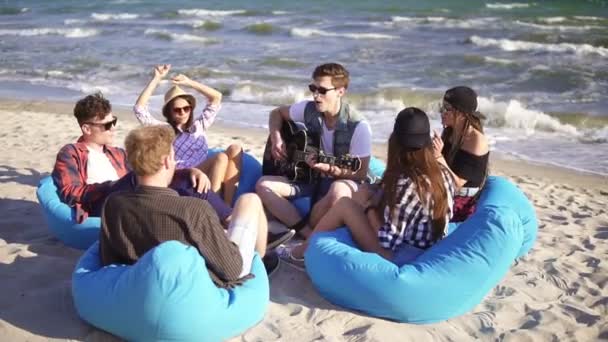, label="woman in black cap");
[281,107,456,265]
[432,86,489,222]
